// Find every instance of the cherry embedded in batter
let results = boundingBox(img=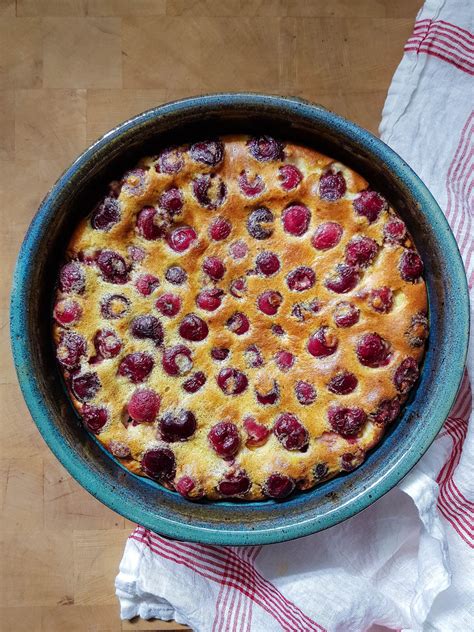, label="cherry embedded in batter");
[248,136,283,162]
[175,476,198,498]
[217,368,248,395]
[345,236,379,268]
[278,164,303,191]
[275,350,295,372]
[128,245,145,262]
[141,448,176,481]
[94,328,122,359]
[155,147,184,174]
[282,204,311,236]
[165,265,187,285]
[287,266,316,291]
[136,273,160,296]
[190,139,224,166]
[226,312,250,335]
[312,221,343,250]
[243,417,270,447]
[255,251,280,276]
[230,277,247,298]
[370,398,401,426]
[274,413,309,451]
[71,371,101,402]
[167,225,197,253]
[54,298,82,326]
[182,371,206,393]
[399,250,423,282]
[91,196,120,231]
[109,440,131,459]
[155,293,181,317]
[56,331,86,370]
[324,264,360,294]
[101,294,130,319]
[118,352,154,383]
[59,262,85,294]
[314,462,329,480]
[209,216,232,241]
[239,170,265,197]
[319,168,346,201]
[217,471,251,496]
[333,301,360,327]
[328,405,367,437]
[384,217,406,244]
[211,347,230,361]
[82,404,108,434]
[159,410,197,442]
[130,315,164,346]
[203,256,225,281]
[368,287,393,313]
[159,187,183,214]
[356,333,392,368]
[353,190,386,223]
[193,173,227,209]
[229,239,249,260]
[196,288,224,311]
[162,345,193,376]
[96,250,129,284]
[264,473,295,499]
[247,207,274,240]
[405,311,429,348]
[208,421,240,458]
[327,371,358,394]
[128,389,161,423]
[179,314,209,341]
[245,344,264,368]
[136,206,162,240]
[308,326,338,358]
[394,357,419,393]
[122,168,148,196]
[257,290,282,315]
[255,379,279,405]
[295,381,317,405]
